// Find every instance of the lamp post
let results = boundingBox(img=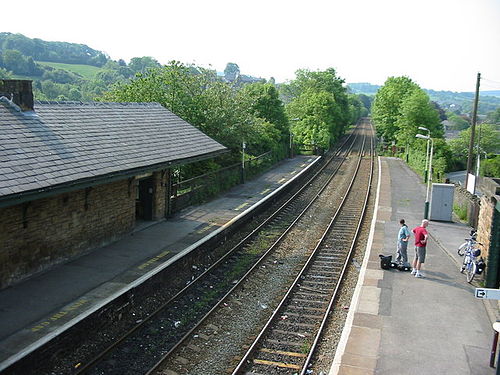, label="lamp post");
[242,141,246,184]
[418,126,430,183]
[290,118,299,158]
[416,133,433,219]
